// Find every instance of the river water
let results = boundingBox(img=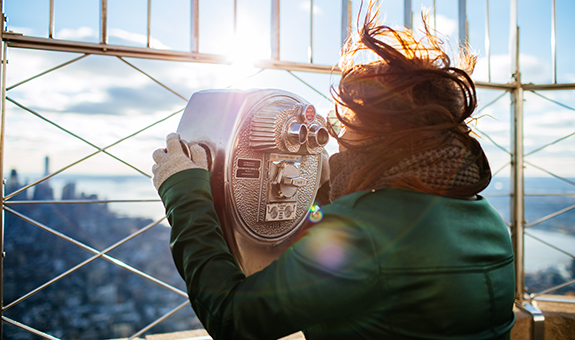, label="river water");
[525,228,575,273]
